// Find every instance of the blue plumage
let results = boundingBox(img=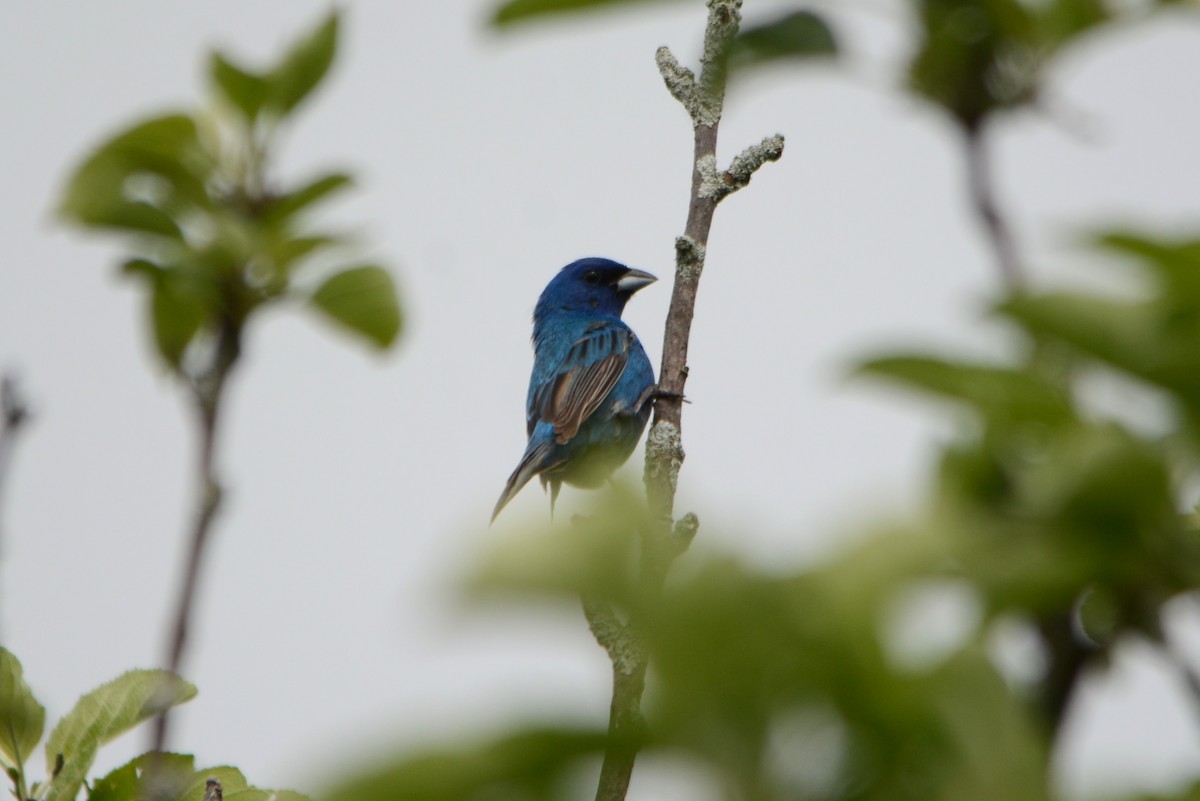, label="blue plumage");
[493,258,657,521]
